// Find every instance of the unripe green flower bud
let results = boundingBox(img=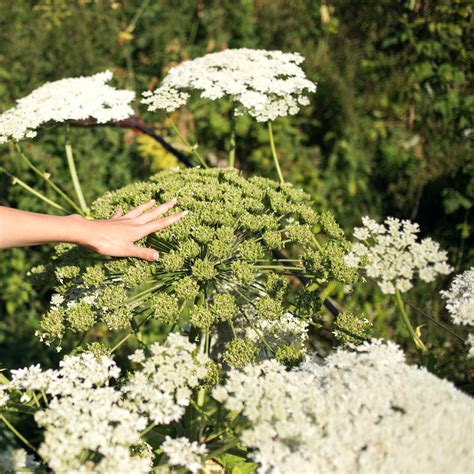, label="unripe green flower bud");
[231,260,256,284]
[40,308,65,340]
[238,240,265,263]
[174,276,200,300]
[275,345,304,368]
[333,311,371,345]
[212,294,237,322]
[161,251,186,272]
[256,296,283,321]
[82,266,105,287]
[297,290,322,319]
[152,293,179,324]
[223,338,258,368]
[192,259,217,281]
[66,301,96,332]
[319,210,344,239]
[190,305,215,330]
